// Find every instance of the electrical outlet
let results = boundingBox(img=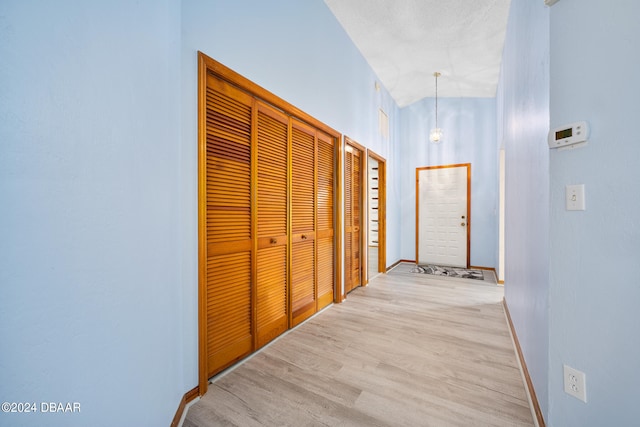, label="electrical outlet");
[564,364,587,402]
